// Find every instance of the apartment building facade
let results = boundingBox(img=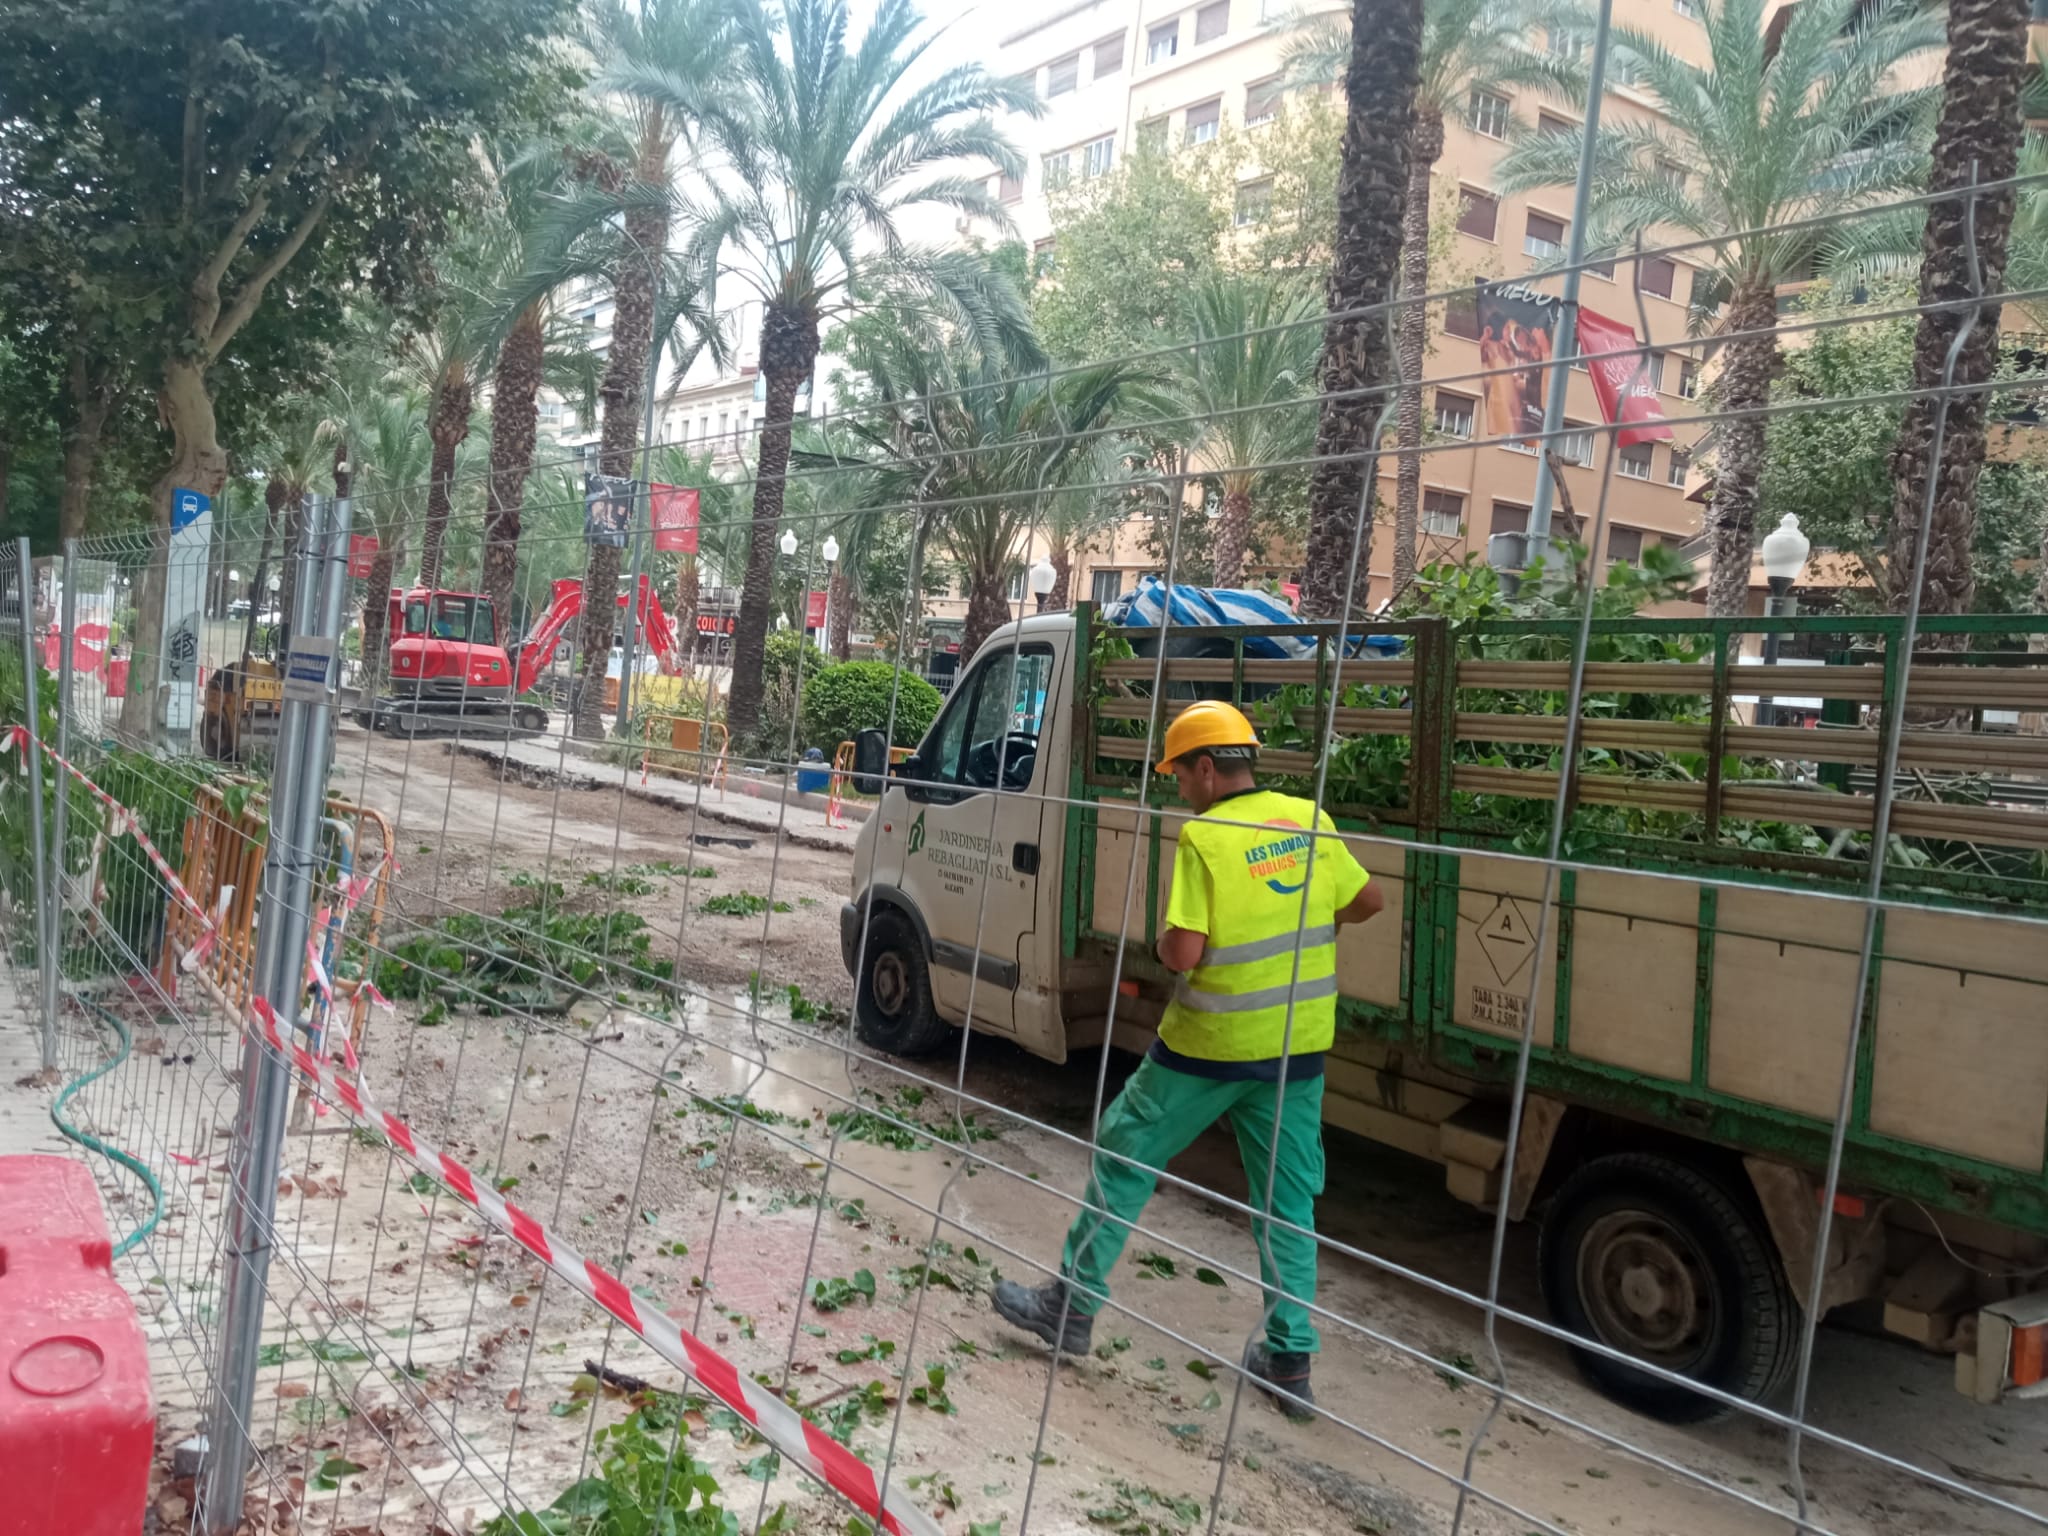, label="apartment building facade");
[941,0,1725,616]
